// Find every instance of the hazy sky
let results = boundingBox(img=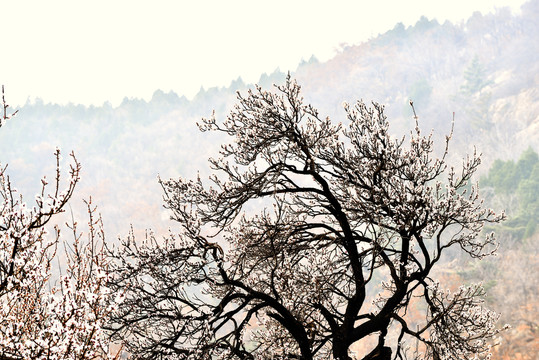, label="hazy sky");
[1,0,528,106]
